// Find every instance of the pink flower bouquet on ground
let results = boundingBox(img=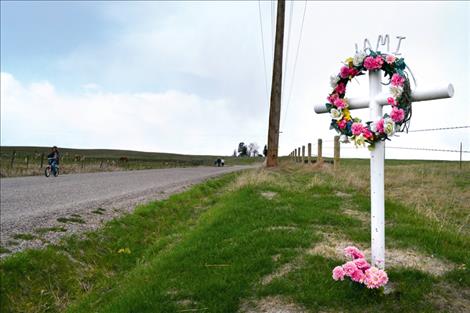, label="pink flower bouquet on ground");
[332,246,388,289]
